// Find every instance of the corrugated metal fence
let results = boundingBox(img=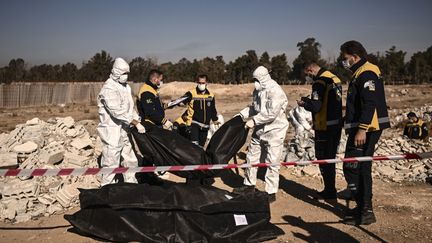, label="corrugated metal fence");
[0,82,144,108]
